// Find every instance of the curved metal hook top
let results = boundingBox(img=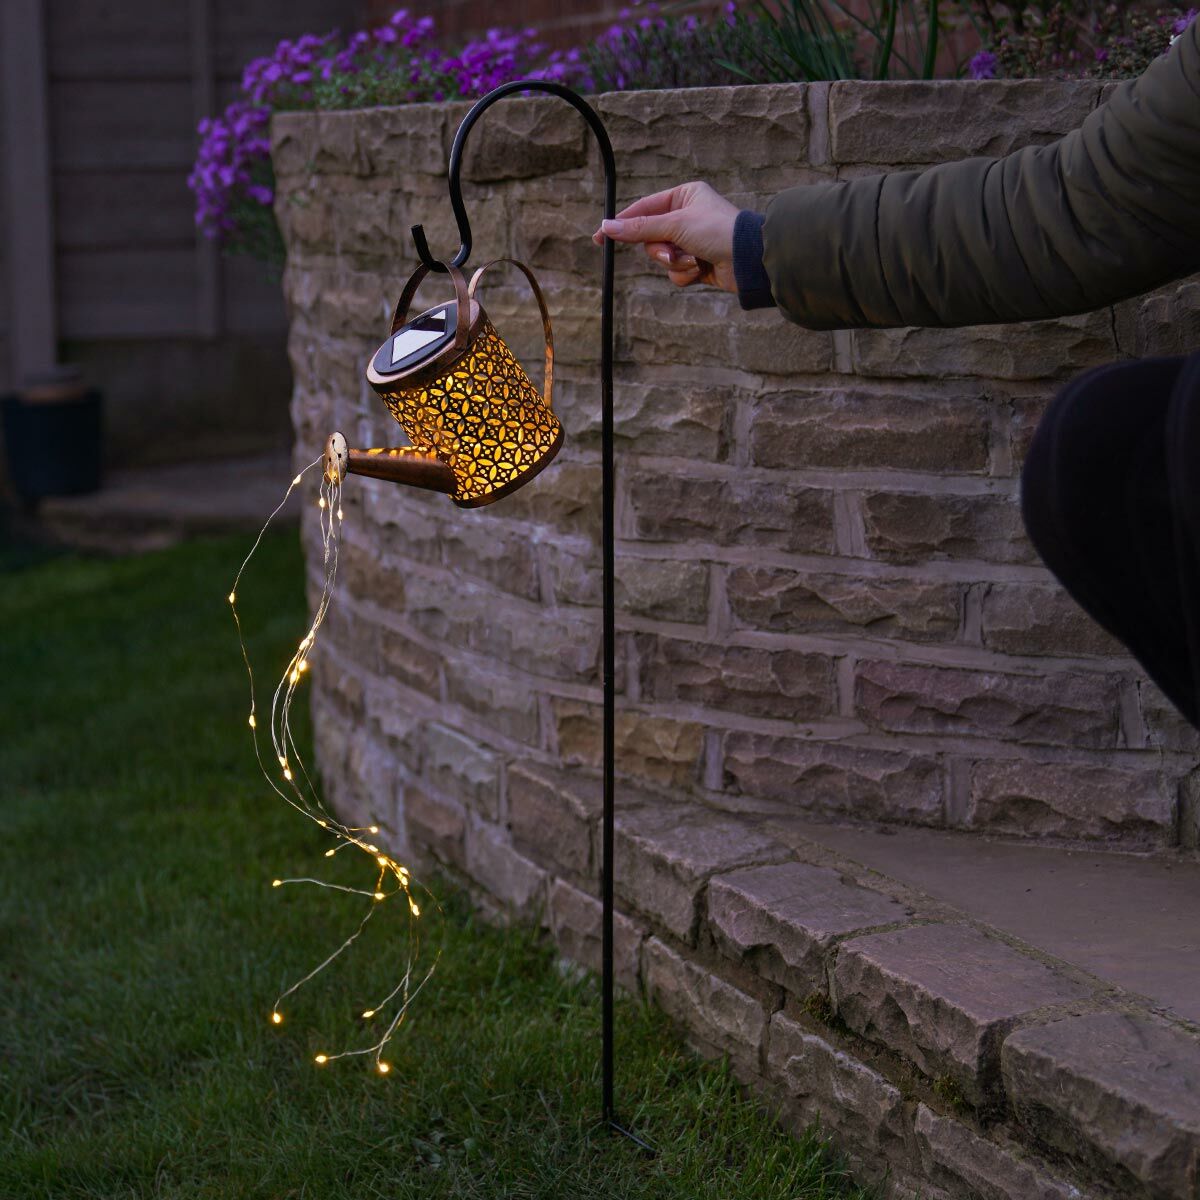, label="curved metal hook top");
[410,80,617,273]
